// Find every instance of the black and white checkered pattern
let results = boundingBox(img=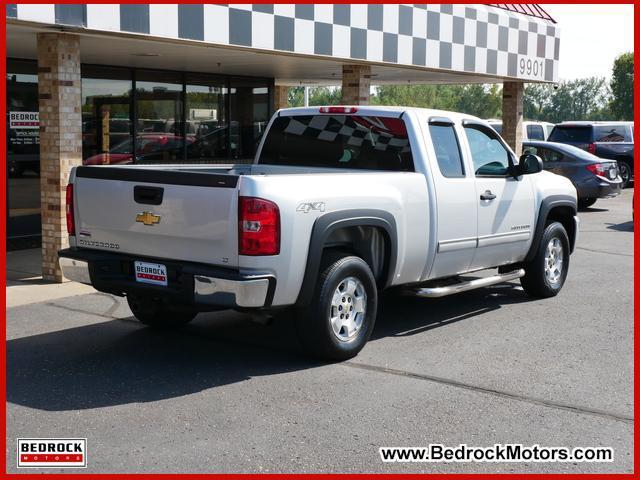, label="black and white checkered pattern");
[7,4,559,82]
[280,115,411,153]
